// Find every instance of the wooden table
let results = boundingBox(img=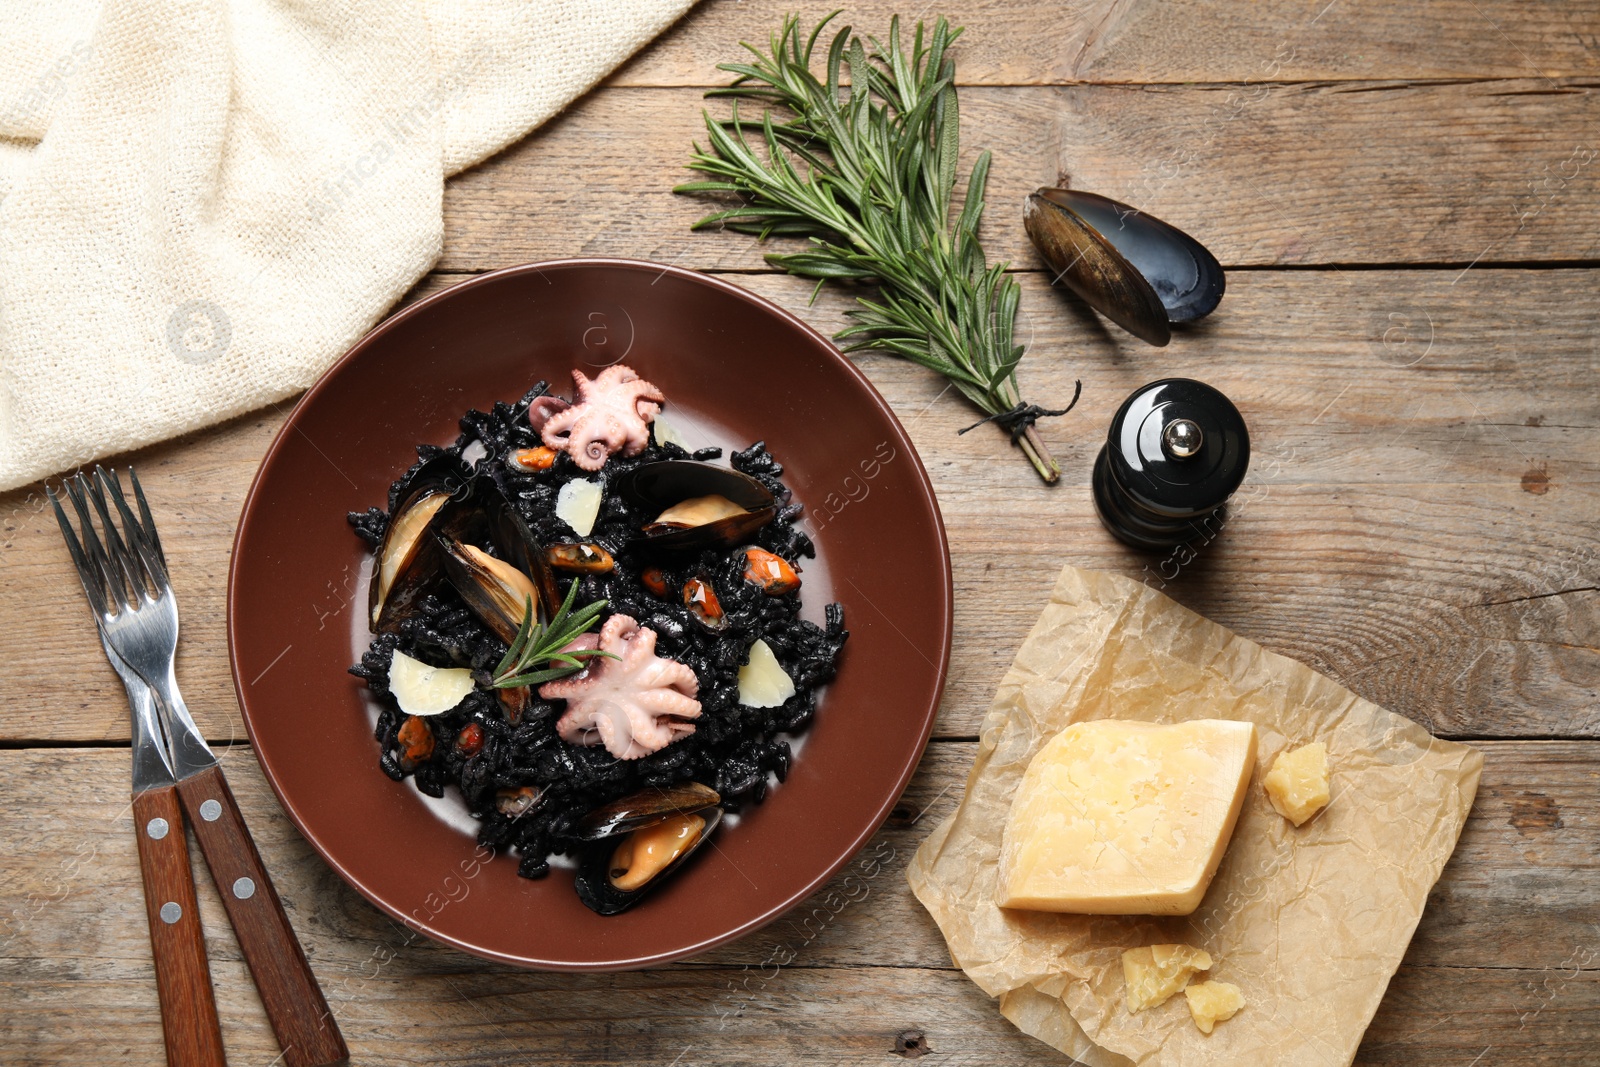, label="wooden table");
[3,2,1596,1063]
